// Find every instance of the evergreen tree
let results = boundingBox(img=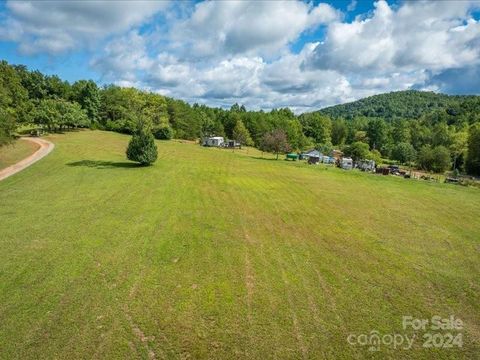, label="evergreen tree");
[233,119,253,146]
[126,127,158,165]
[367,118,388,152]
